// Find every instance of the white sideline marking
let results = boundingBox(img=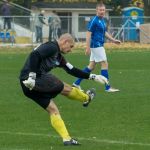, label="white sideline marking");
[0,130,150,147]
